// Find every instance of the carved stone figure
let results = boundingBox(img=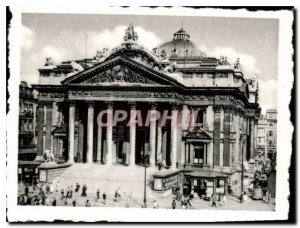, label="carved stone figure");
[234,58,241,70]
[45,57,55,66]
[43,149,55,163]
[219,55,229,65]
[94,48,109,61]
[163,62,177,73]
[123,23,138,41]
[85,65,158,84]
